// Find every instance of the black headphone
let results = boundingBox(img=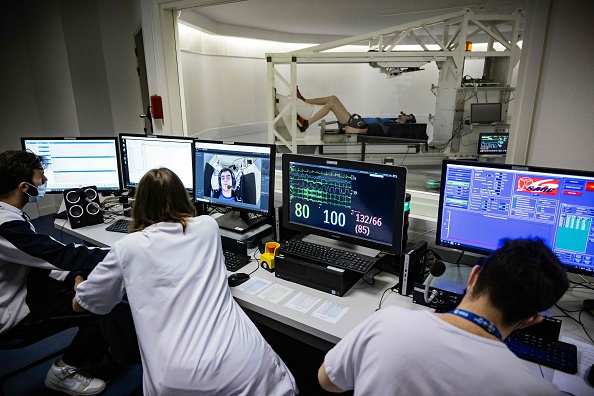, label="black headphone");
[218,168,236,191]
